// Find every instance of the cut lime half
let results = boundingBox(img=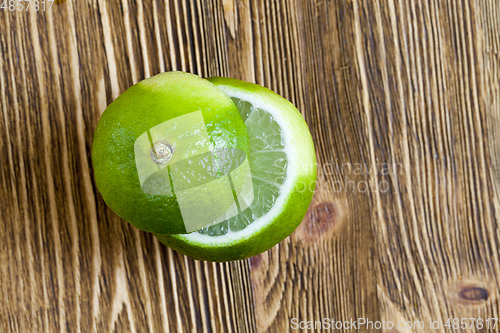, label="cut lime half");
[154,77,317,262]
